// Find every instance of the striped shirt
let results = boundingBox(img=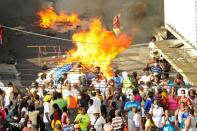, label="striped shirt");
[111,116,124,130]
